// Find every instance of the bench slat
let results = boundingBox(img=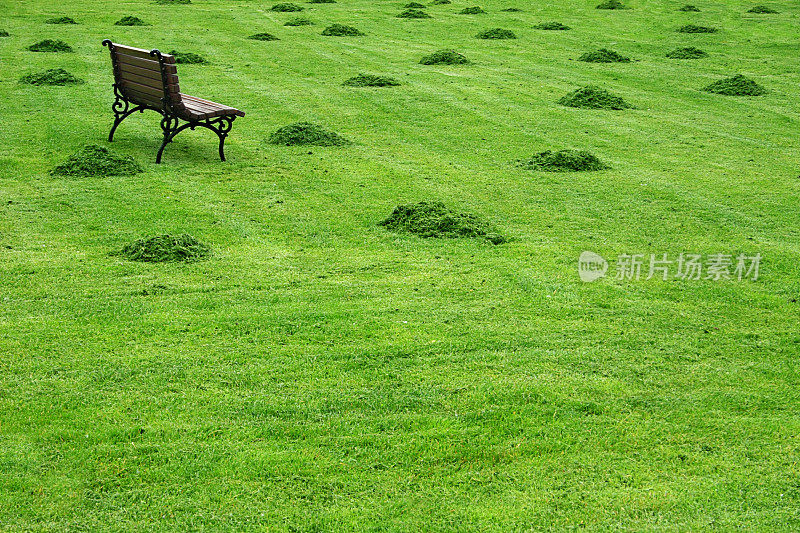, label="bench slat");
[119,71,180,94]
[180,94,245,119]
[115,52,177,75]
[184,99,228,118]
[117,62,177,84]
[183,94,245,117]
[181,105,215,119]
[121,88,165,109]
[121,83,185,112]
[121,80,169,99]
[111,44,176,64]
[182,96,221,113]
